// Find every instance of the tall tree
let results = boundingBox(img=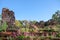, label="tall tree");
[52,10,60,24]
